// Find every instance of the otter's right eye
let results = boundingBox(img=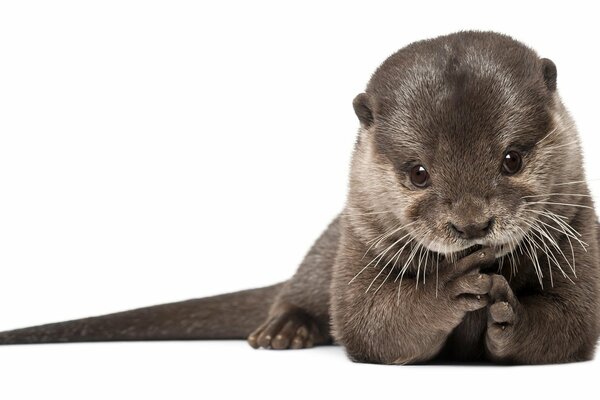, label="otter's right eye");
[410,165,430,188]
[502,150,522,175]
